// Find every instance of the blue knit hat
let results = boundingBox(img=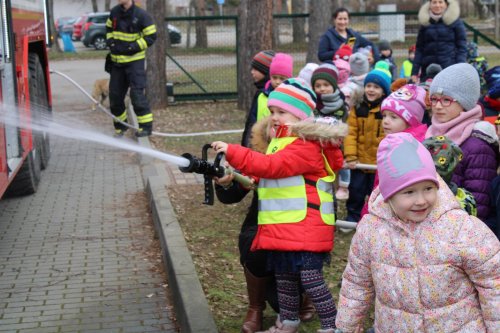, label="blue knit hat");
[364,68,391,96]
